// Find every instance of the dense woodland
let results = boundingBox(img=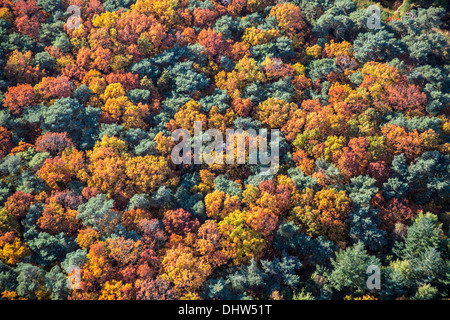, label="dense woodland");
[0,0,449,300]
